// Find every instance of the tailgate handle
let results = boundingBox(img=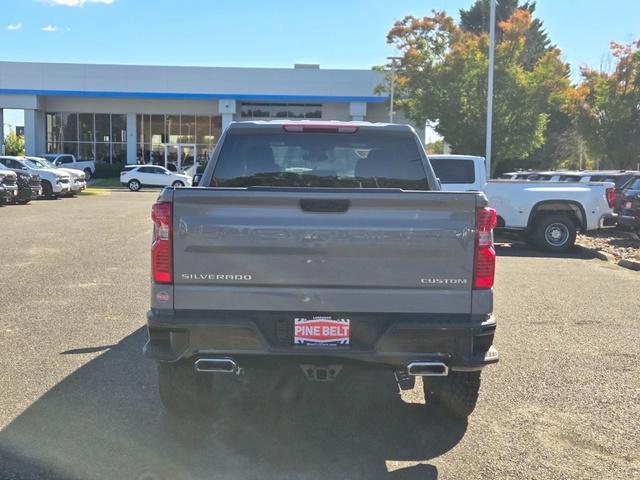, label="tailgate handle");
[299,199,350,213]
